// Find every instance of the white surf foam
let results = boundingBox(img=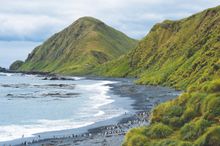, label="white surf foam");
[76,80,121,121]
[0,119,94,142]
[78,81,117,109]
[94,111,105,117]
[71,76,85,80]
[0,73,13,76]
